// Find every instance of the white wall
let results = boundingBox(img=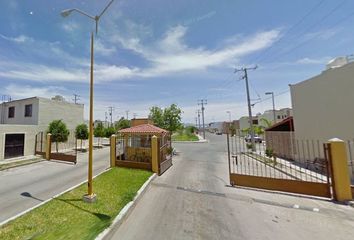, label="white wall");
[0,98,39,125]
[0,125,39,161]
[291,62,354,142]
[38,98,84,131]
